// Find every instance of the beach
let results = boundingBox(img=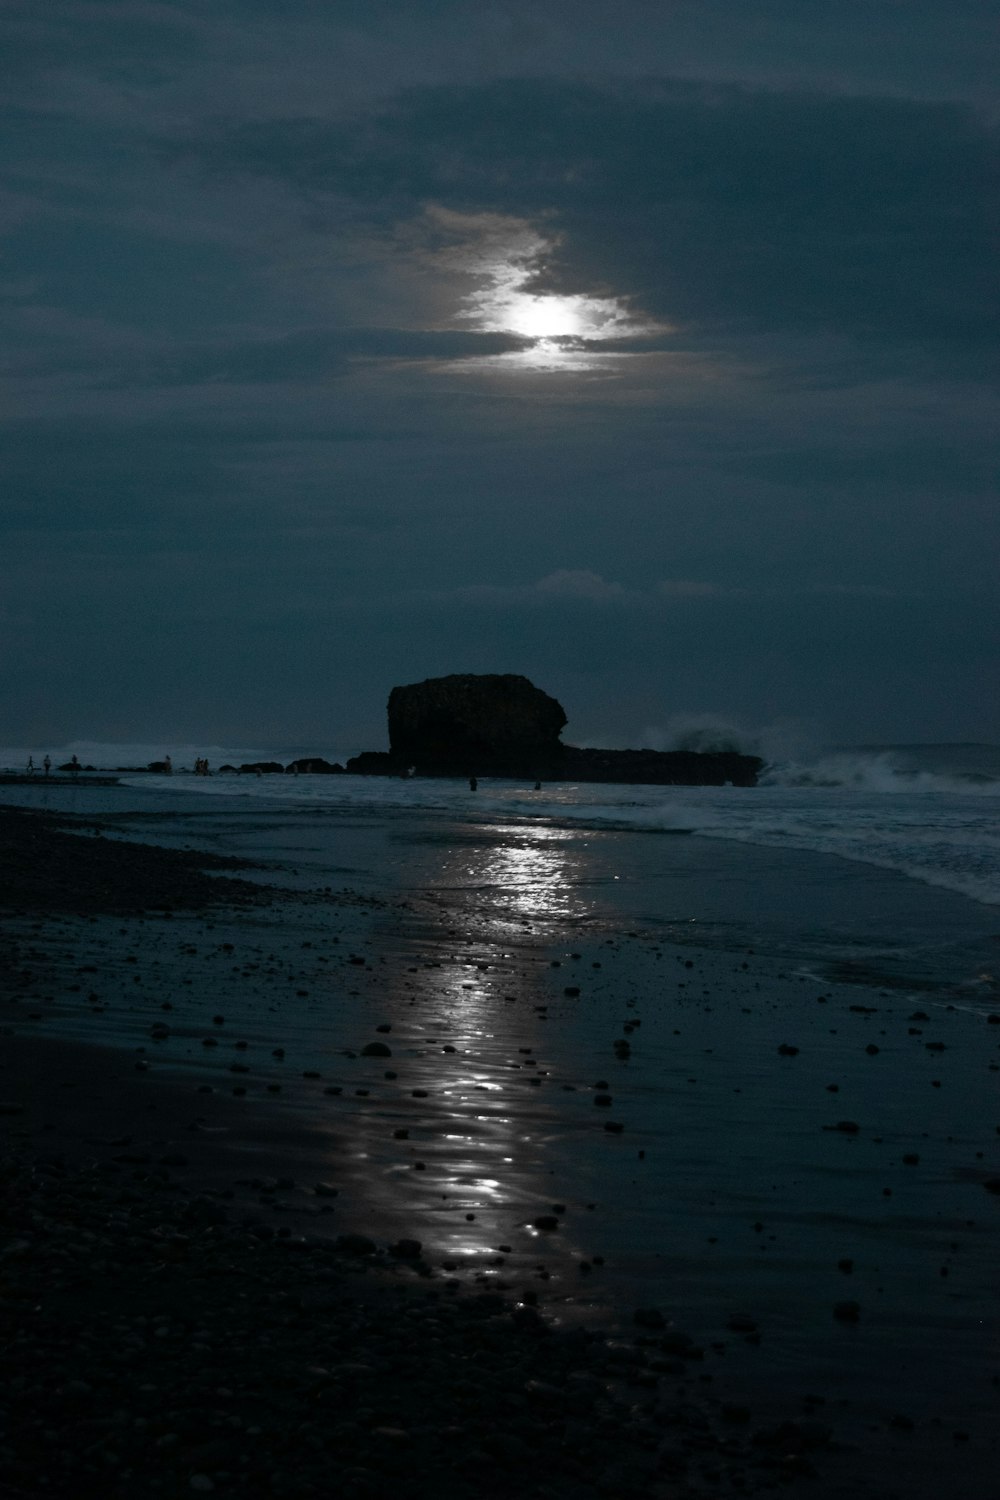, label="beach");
[2,772,999,1498]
